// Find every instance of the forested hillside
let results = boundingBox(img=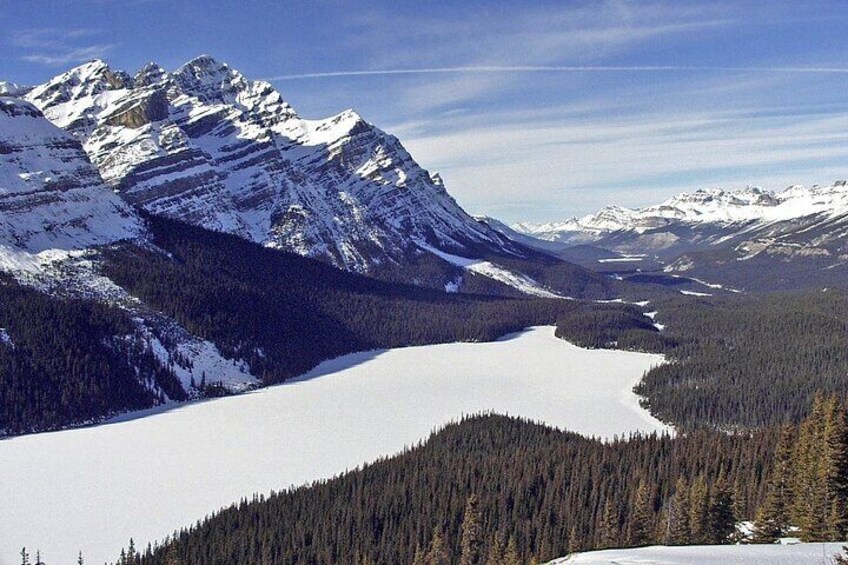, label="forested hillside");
[123,413,776,565]
[103,216,658,386]
[633,291,848,428]
[0,276,183,435]
[117,397,848,565]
